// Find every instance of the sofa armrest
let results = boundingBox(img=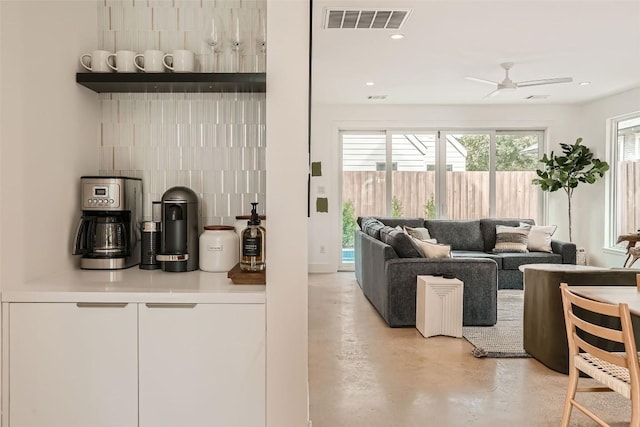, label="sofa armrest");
[384,258,498,326]
[551,239,576,264]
